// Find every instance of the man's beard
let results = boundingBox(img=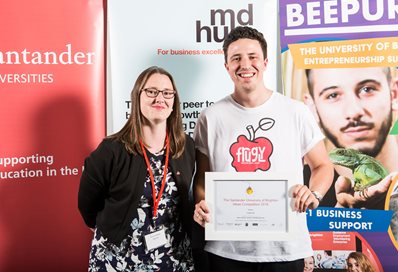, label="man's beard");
[320,111,393,157]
